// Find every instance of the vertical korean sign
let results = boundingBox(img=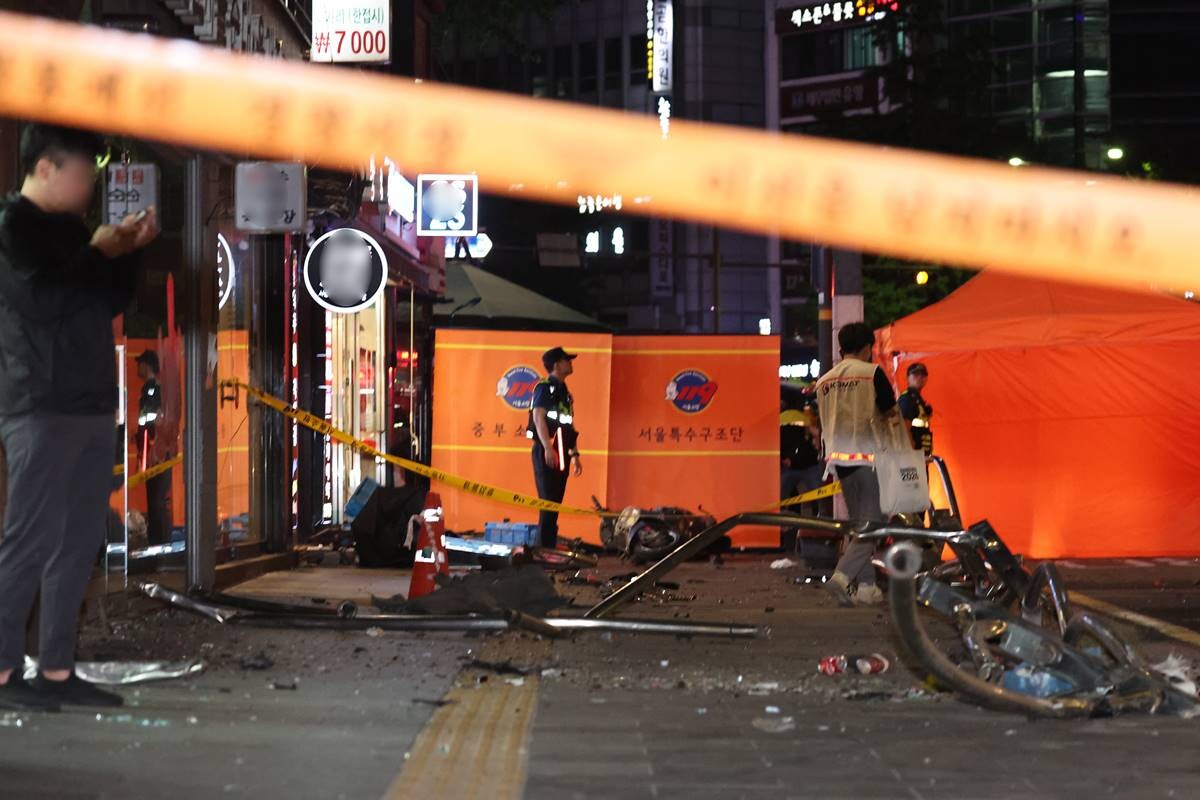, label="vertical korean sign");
[311,1,390,64]
[650,219,673,298]
[650,0,673,94]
